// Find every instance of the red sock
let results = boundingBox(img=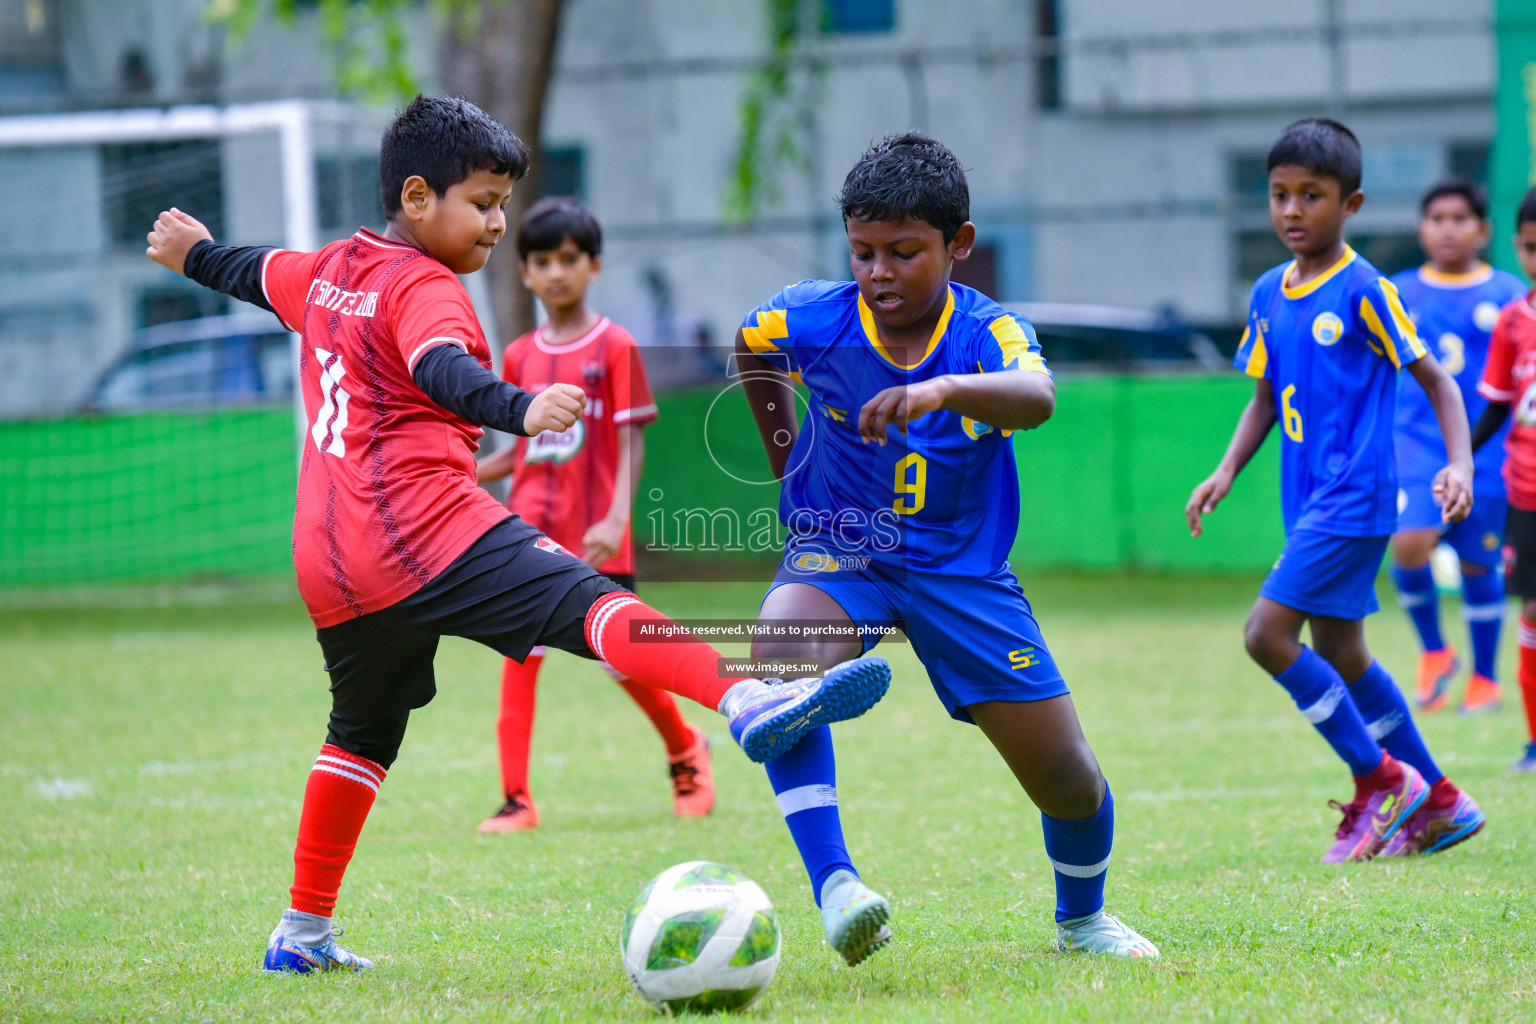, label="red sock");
[289,744,385,916]
[1520,618,1536,743]
[1352,751,1402,802]
[614,674,694,755]
[584,592,744,710]
[1426,776,1461,811]
[497,652,543,799]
